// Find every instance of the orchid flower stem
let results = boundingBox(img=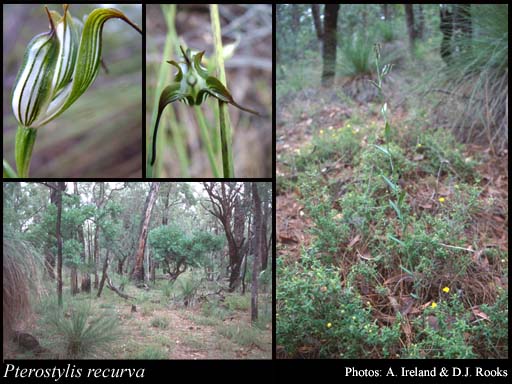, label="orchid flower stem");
[211,4,234,177]
[218,101,233,177]
[15,125,37,178]
[194,105,220,177]
[3,159,18,178]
